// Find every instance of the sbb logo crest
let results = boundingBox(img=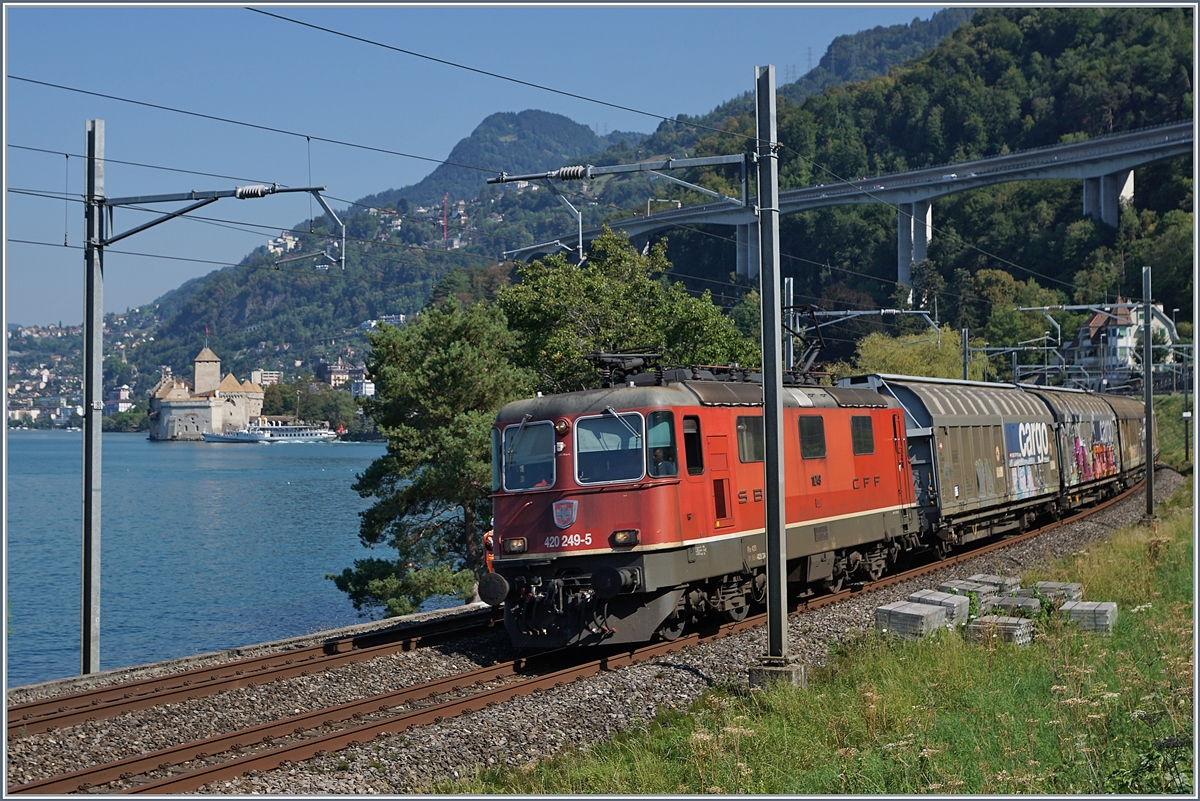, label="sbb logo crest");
[552,500,578,529]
